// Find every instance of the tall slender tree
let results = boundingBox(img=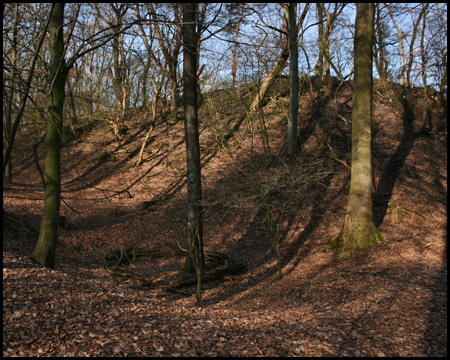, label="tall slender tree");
[31,3,67,268]
[183,3,205,300]
[3,3,19,183]
[284,3,299,160]
[331,3,382,254]
[29,4,135,268]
